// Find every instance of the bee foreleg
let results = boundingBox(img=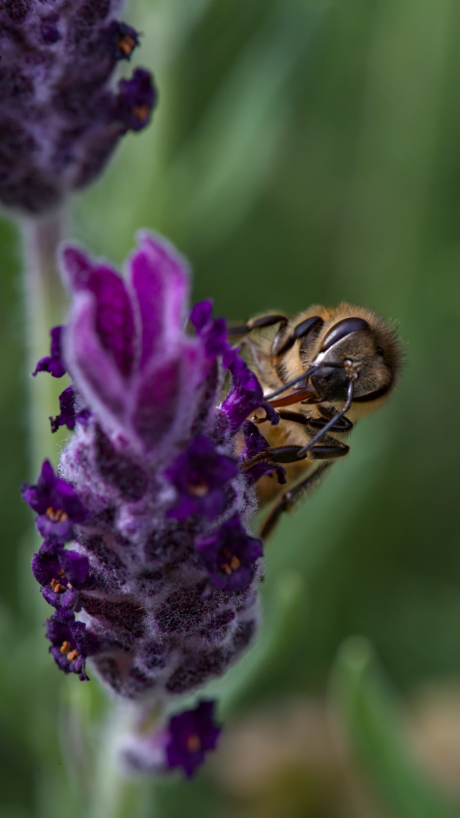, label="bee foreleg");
[259,462,333,541]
